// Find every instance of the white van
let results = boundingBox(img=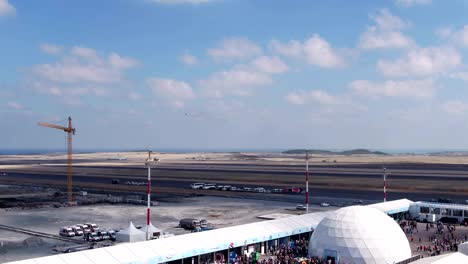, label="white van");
[202,184,216,190]
[59,227,75,237]
[190,183,205,189]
